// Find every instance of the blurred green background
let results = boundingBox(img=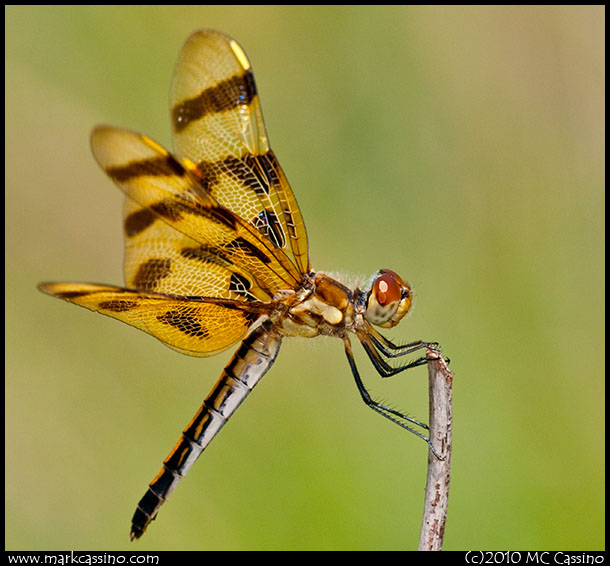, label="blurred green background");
[6,5,604,551]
